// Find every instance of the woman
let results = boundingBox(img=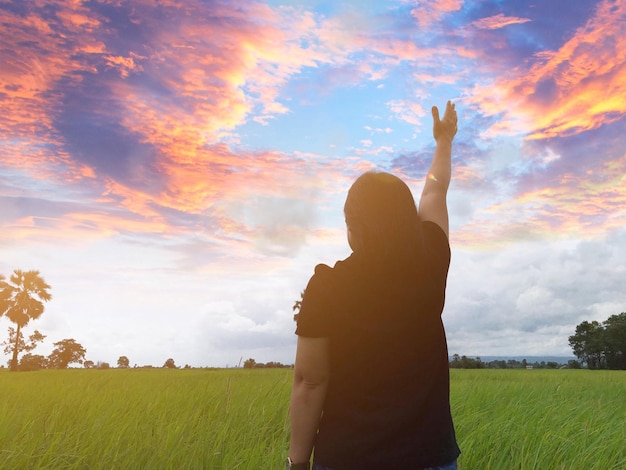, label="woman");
[288,101,460,470]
